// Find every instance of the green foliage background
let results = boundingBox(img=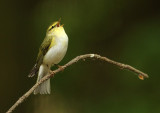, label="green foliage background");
[0,0,160,113]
